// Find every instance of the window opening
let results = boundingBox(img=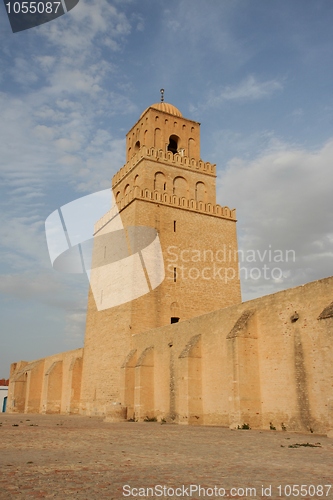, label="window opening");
[168,135,179,154]
[171,317,180,324]
[173,267,177,282]
[173,221,176,232]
